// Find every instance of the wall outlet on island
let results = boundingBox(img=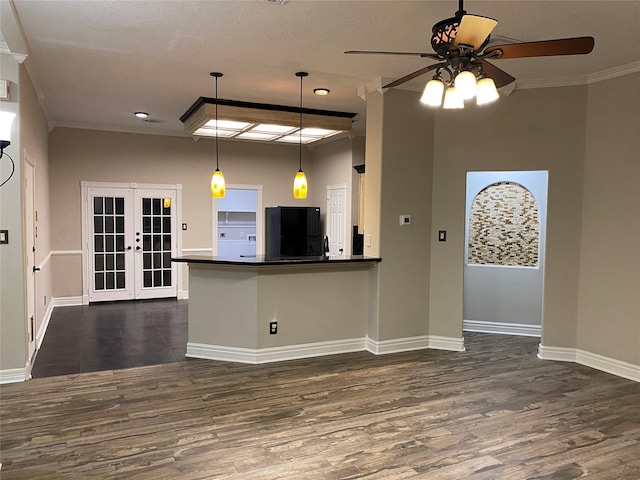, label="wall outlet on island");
[269,321,278,334]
